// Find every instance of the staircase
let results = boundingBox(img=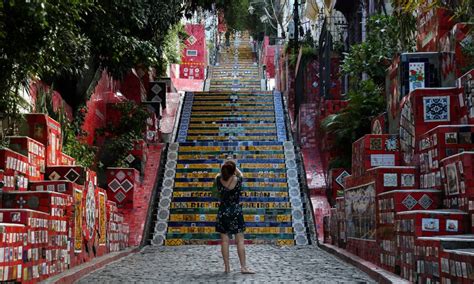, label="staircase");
[209,35,262,92]
[151,33,309,246]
